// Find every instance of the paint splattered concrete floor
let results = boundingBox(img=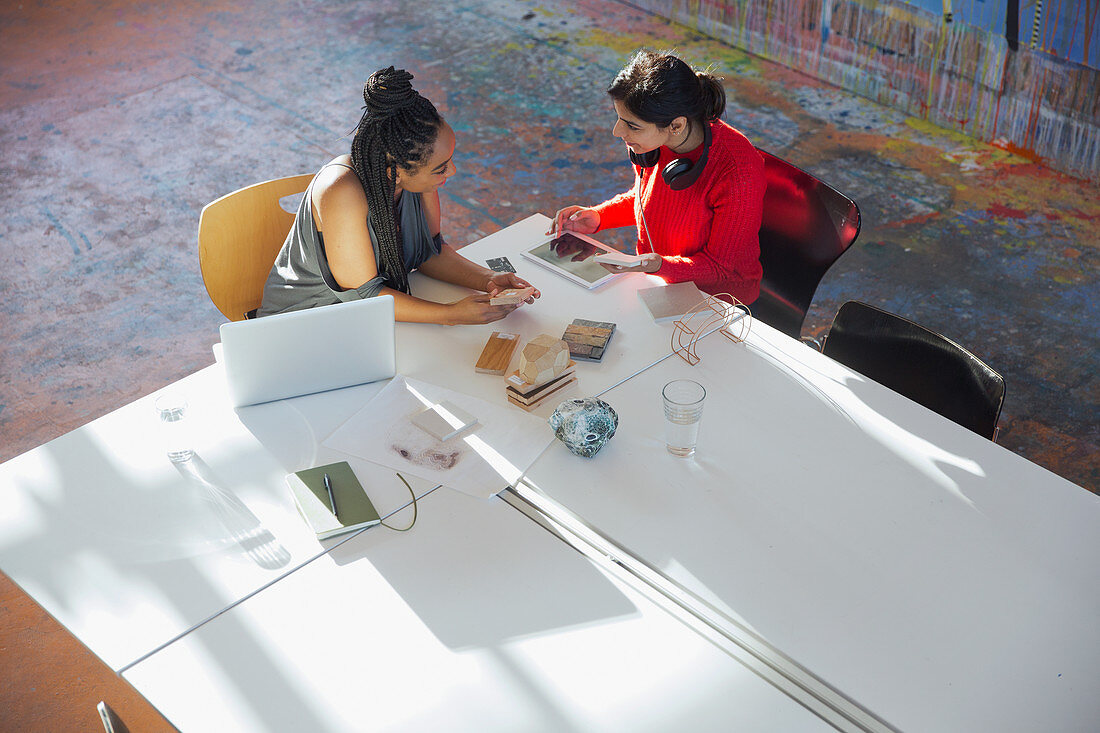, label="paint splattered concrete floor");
[1,0,1097,492]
